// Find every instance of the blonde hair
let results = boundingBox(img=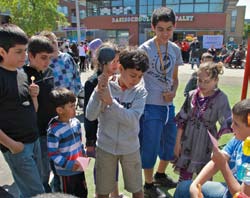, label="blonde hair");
[197,61,224,79]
